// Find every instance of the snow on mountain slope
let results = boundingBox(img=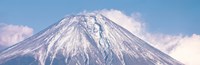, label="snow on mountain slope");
[0,13,183,65]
